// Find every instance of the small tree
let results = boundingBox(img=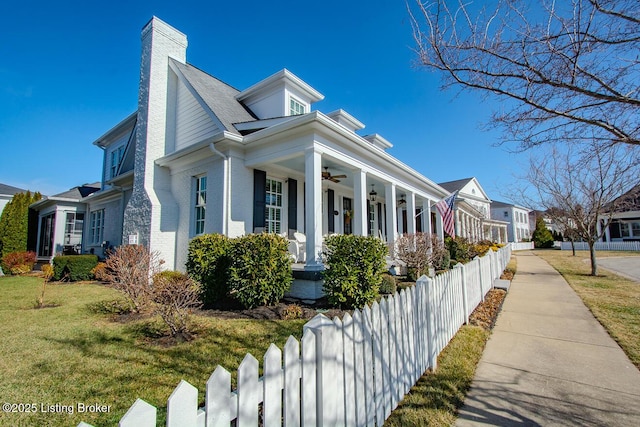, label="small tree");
[103,245,164,313]
[36,264,54,309]
[532,216,554,248]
